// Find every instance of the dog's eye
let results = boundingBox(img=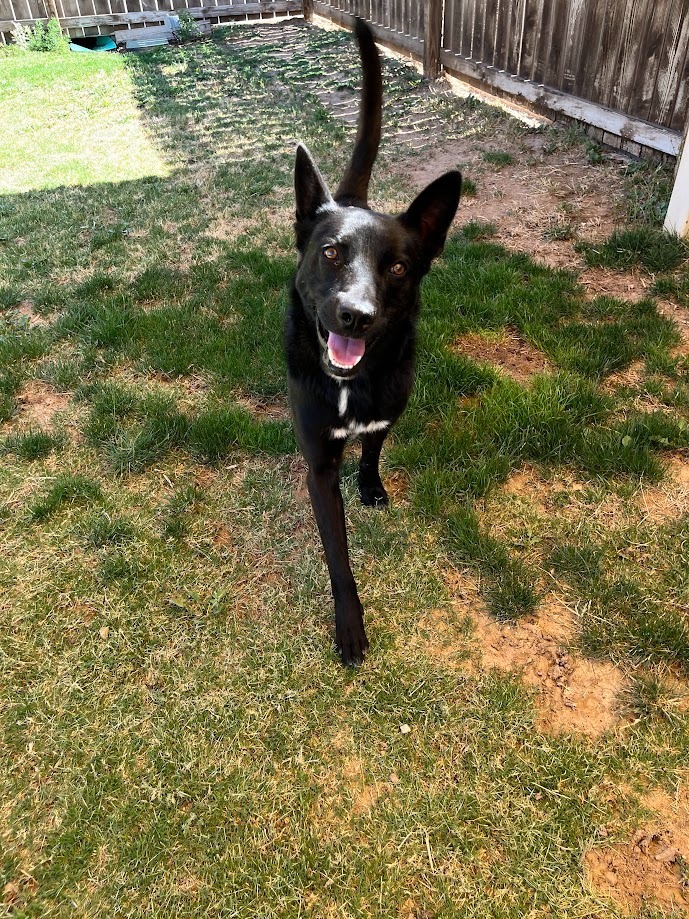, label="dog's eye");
[323,246,339,261]
[390,261,407,276]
